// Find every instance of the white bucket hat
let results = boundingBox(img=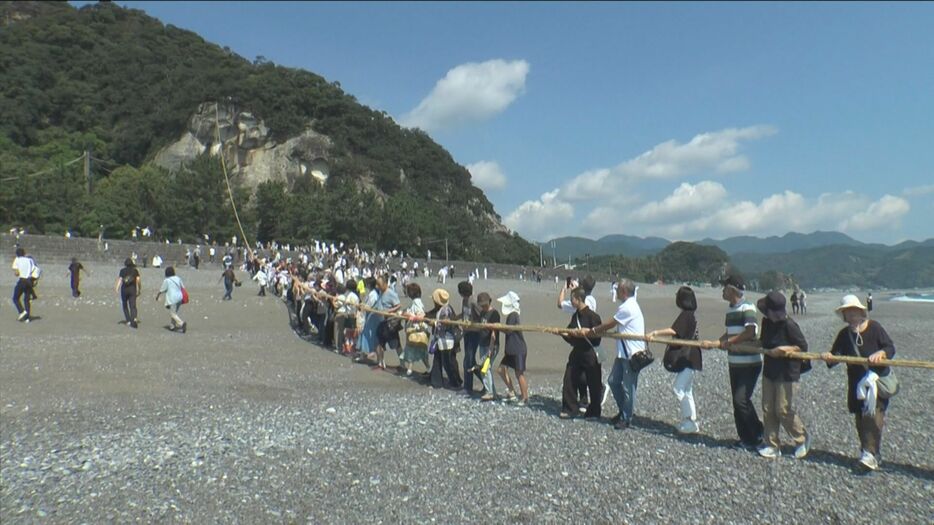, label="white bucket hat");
[497,291,520,315]
[835,294,868,320]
